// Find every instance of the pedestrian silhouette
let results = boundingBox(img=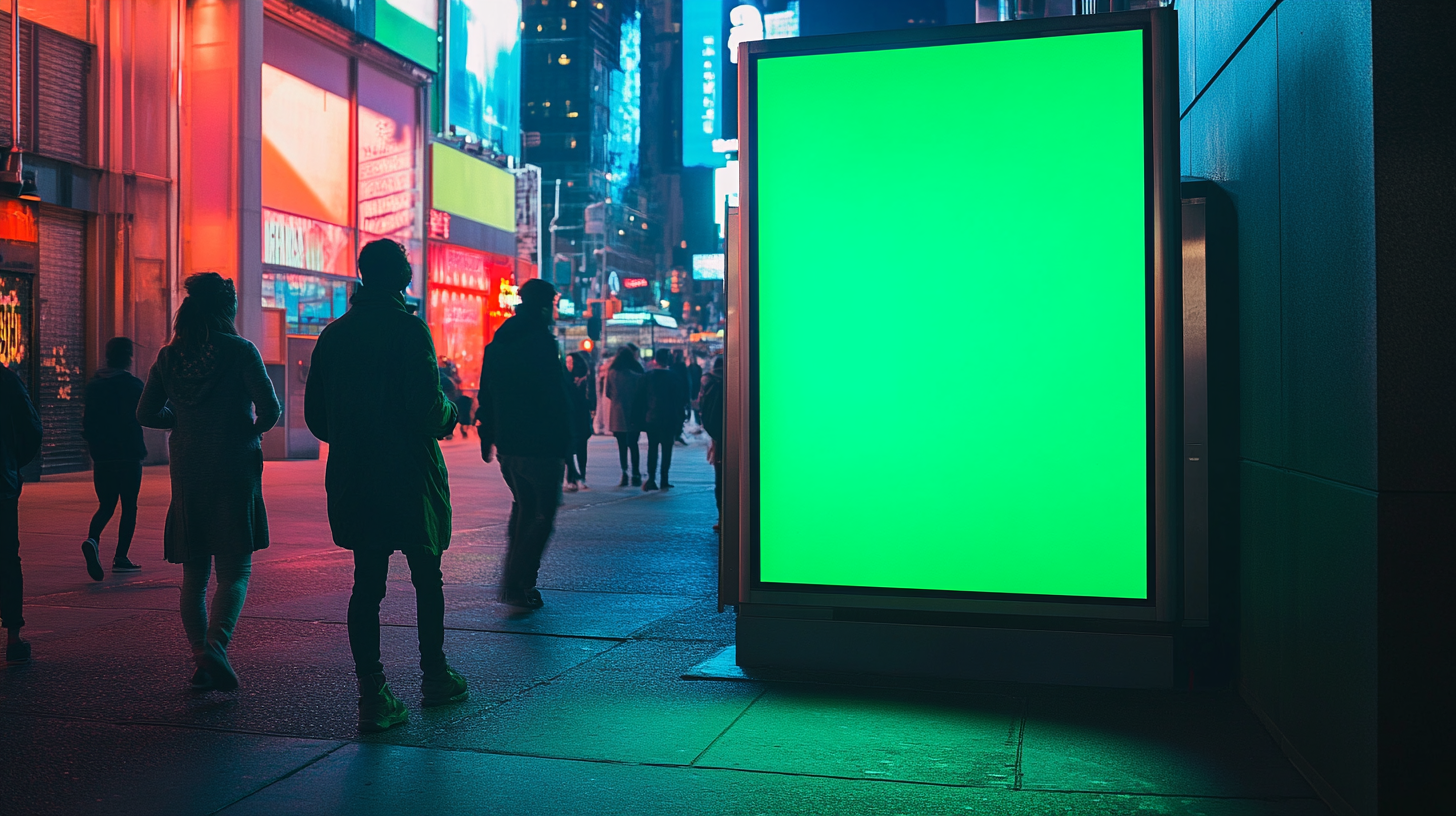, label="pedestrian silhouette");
[305,239,467,734]
[1,357,42,664]
[563,350,595,492]
[641,352,689,491]
[605,346,645,486]
[700,354,726,530]
[477,278,573,610]
[137,273,280,692]
[81,336,147,580]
